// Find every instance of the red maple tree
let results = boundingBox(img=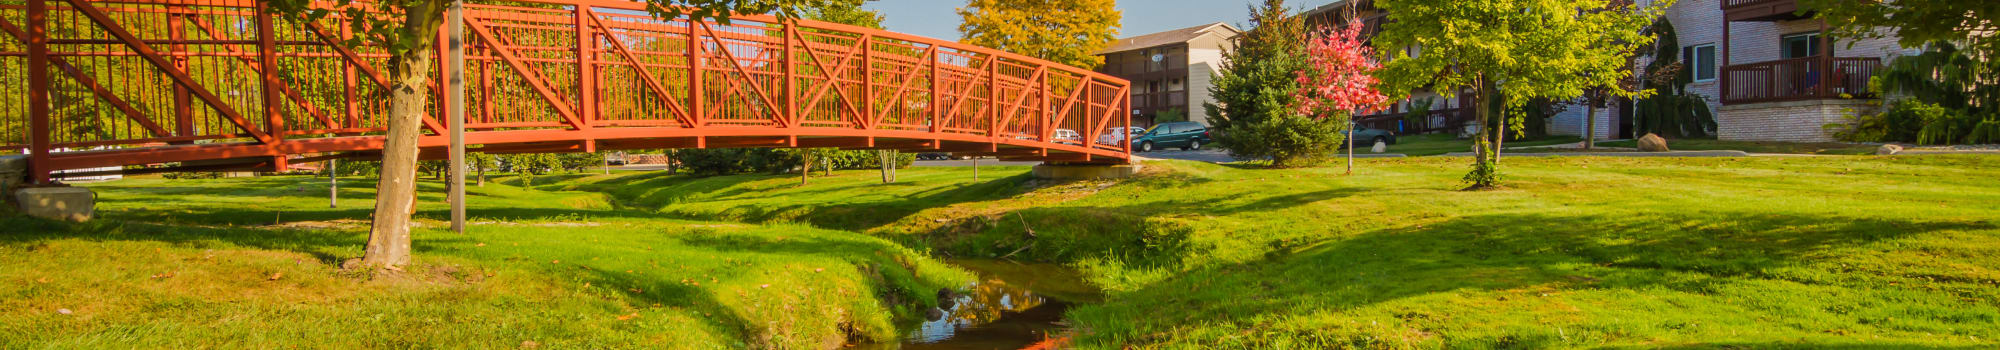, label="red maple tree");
[1293,20,1390,119]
